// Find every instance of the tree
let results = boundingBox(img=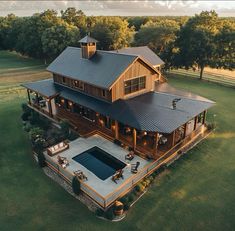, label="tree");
[174,11,234,79]
[134,19,180,55]
[91,17,134,50]
[41,21,80,59]
[61,7,86,36]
